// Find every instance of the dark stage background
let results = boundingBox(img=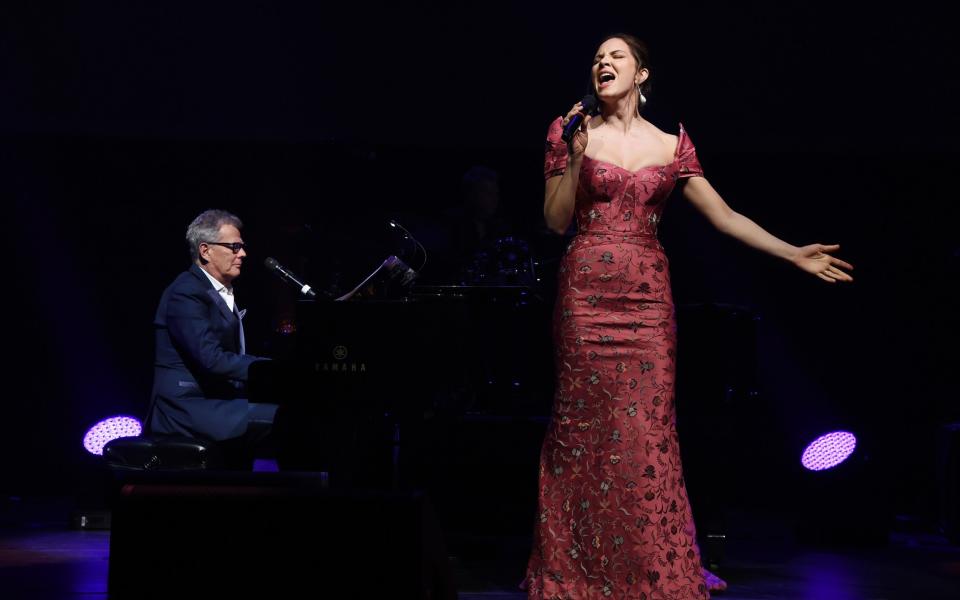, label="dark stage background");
[2,2,958,539]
